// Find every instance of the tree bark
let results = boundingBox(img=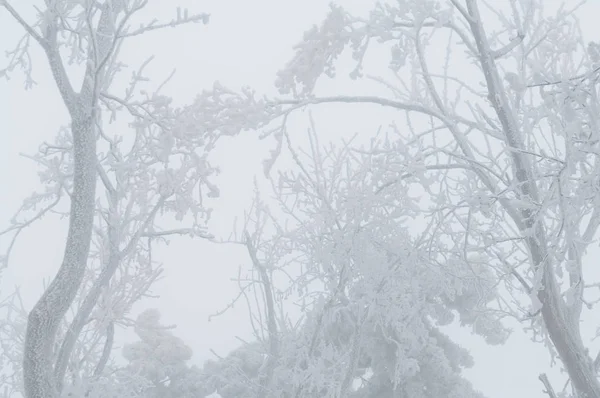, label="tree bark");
[23,114,97,398]
[22,5,116,396]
